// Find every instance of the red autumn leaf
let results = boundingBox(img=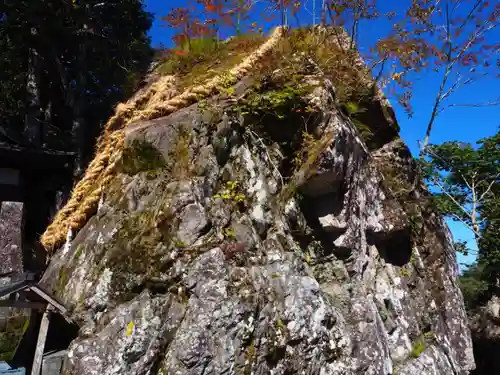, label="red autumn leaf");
[205,4,218,12]
[171,49,187,56]
[462,53,479,66]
